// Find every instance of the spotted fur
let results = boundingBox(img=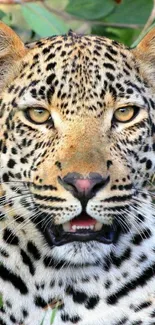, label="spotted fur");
[0,22,155,325]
